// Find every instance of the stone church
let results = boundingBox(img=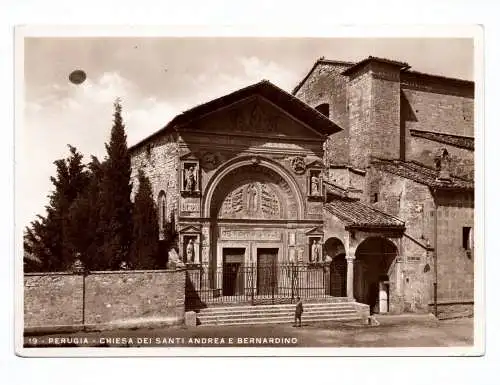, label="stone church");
[129,56,474,315]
